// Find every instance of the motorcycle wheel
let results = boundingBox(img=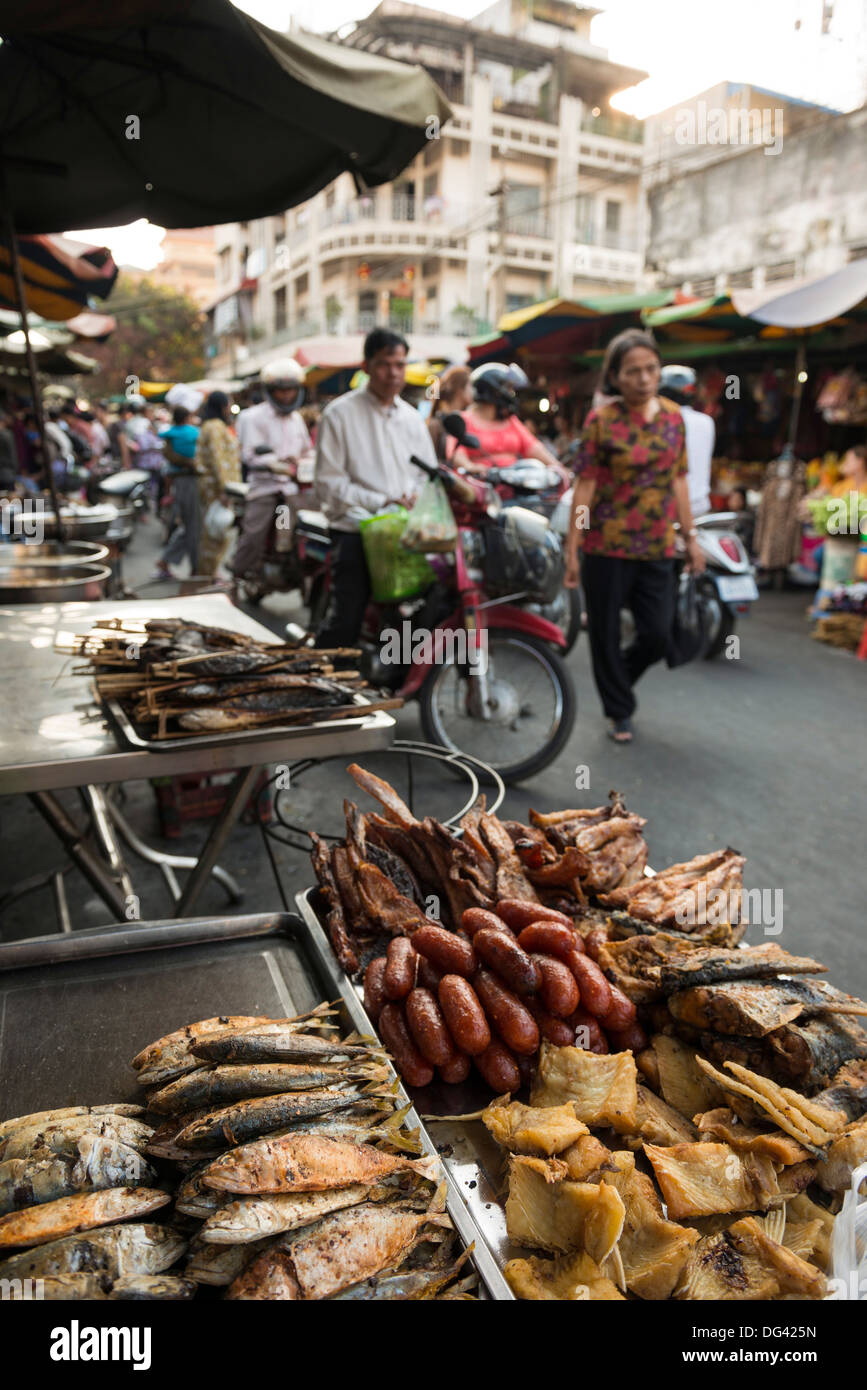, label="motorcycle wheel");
[419,630,576,784]
[307,574,329,632]
[532,588,582,653]
[703,597,737,659]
